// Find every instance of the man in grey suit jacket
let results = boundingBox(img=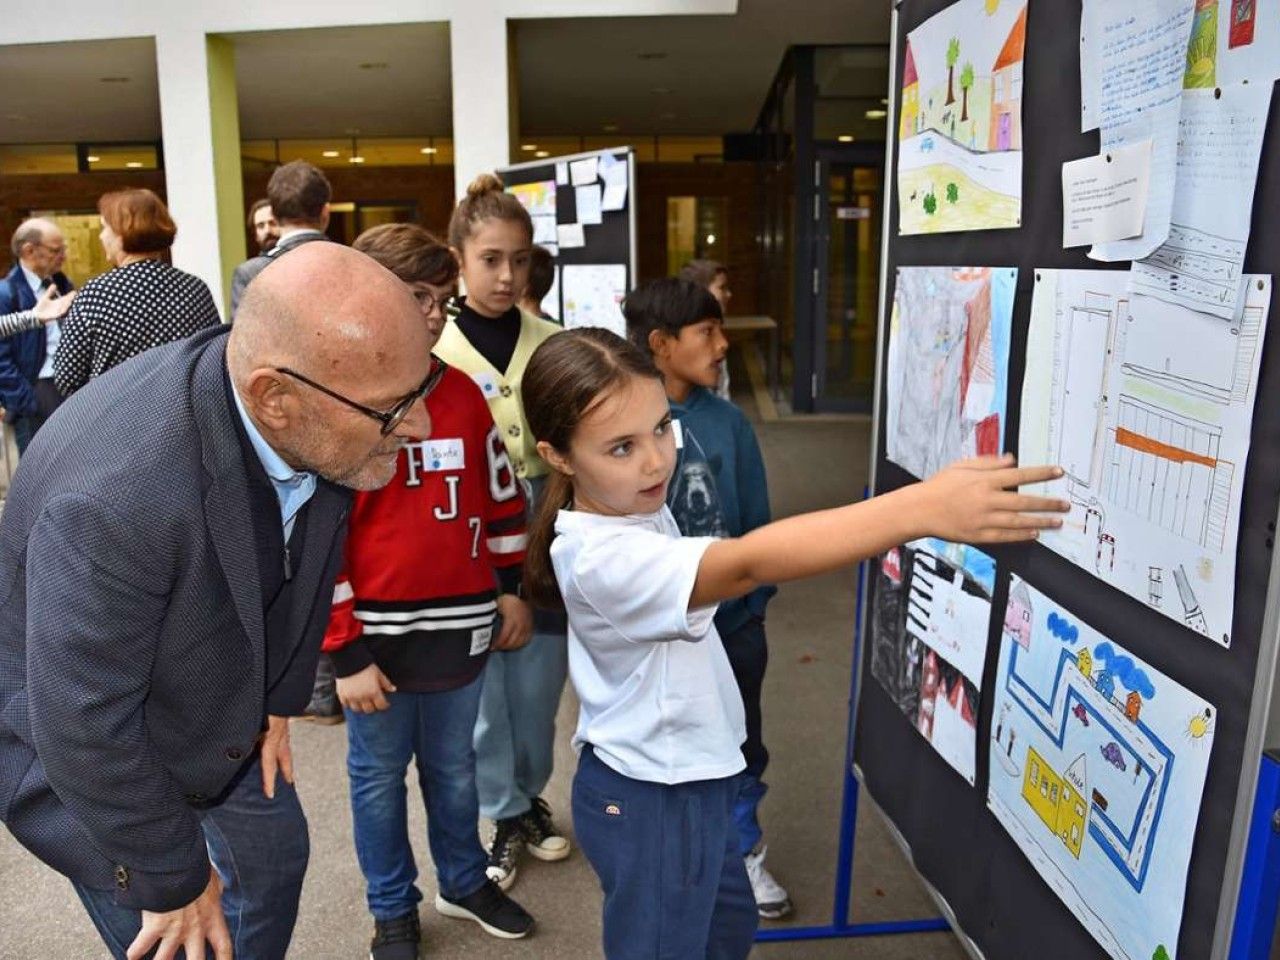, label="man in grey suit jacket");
[230,159,333,320]
[0,243,435,959]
